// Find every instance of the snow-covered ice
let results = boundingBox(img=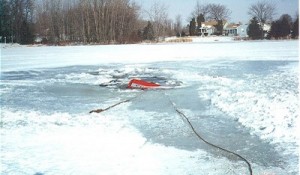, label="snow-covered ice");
[1,40,298,71]
[1,39,299,175]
